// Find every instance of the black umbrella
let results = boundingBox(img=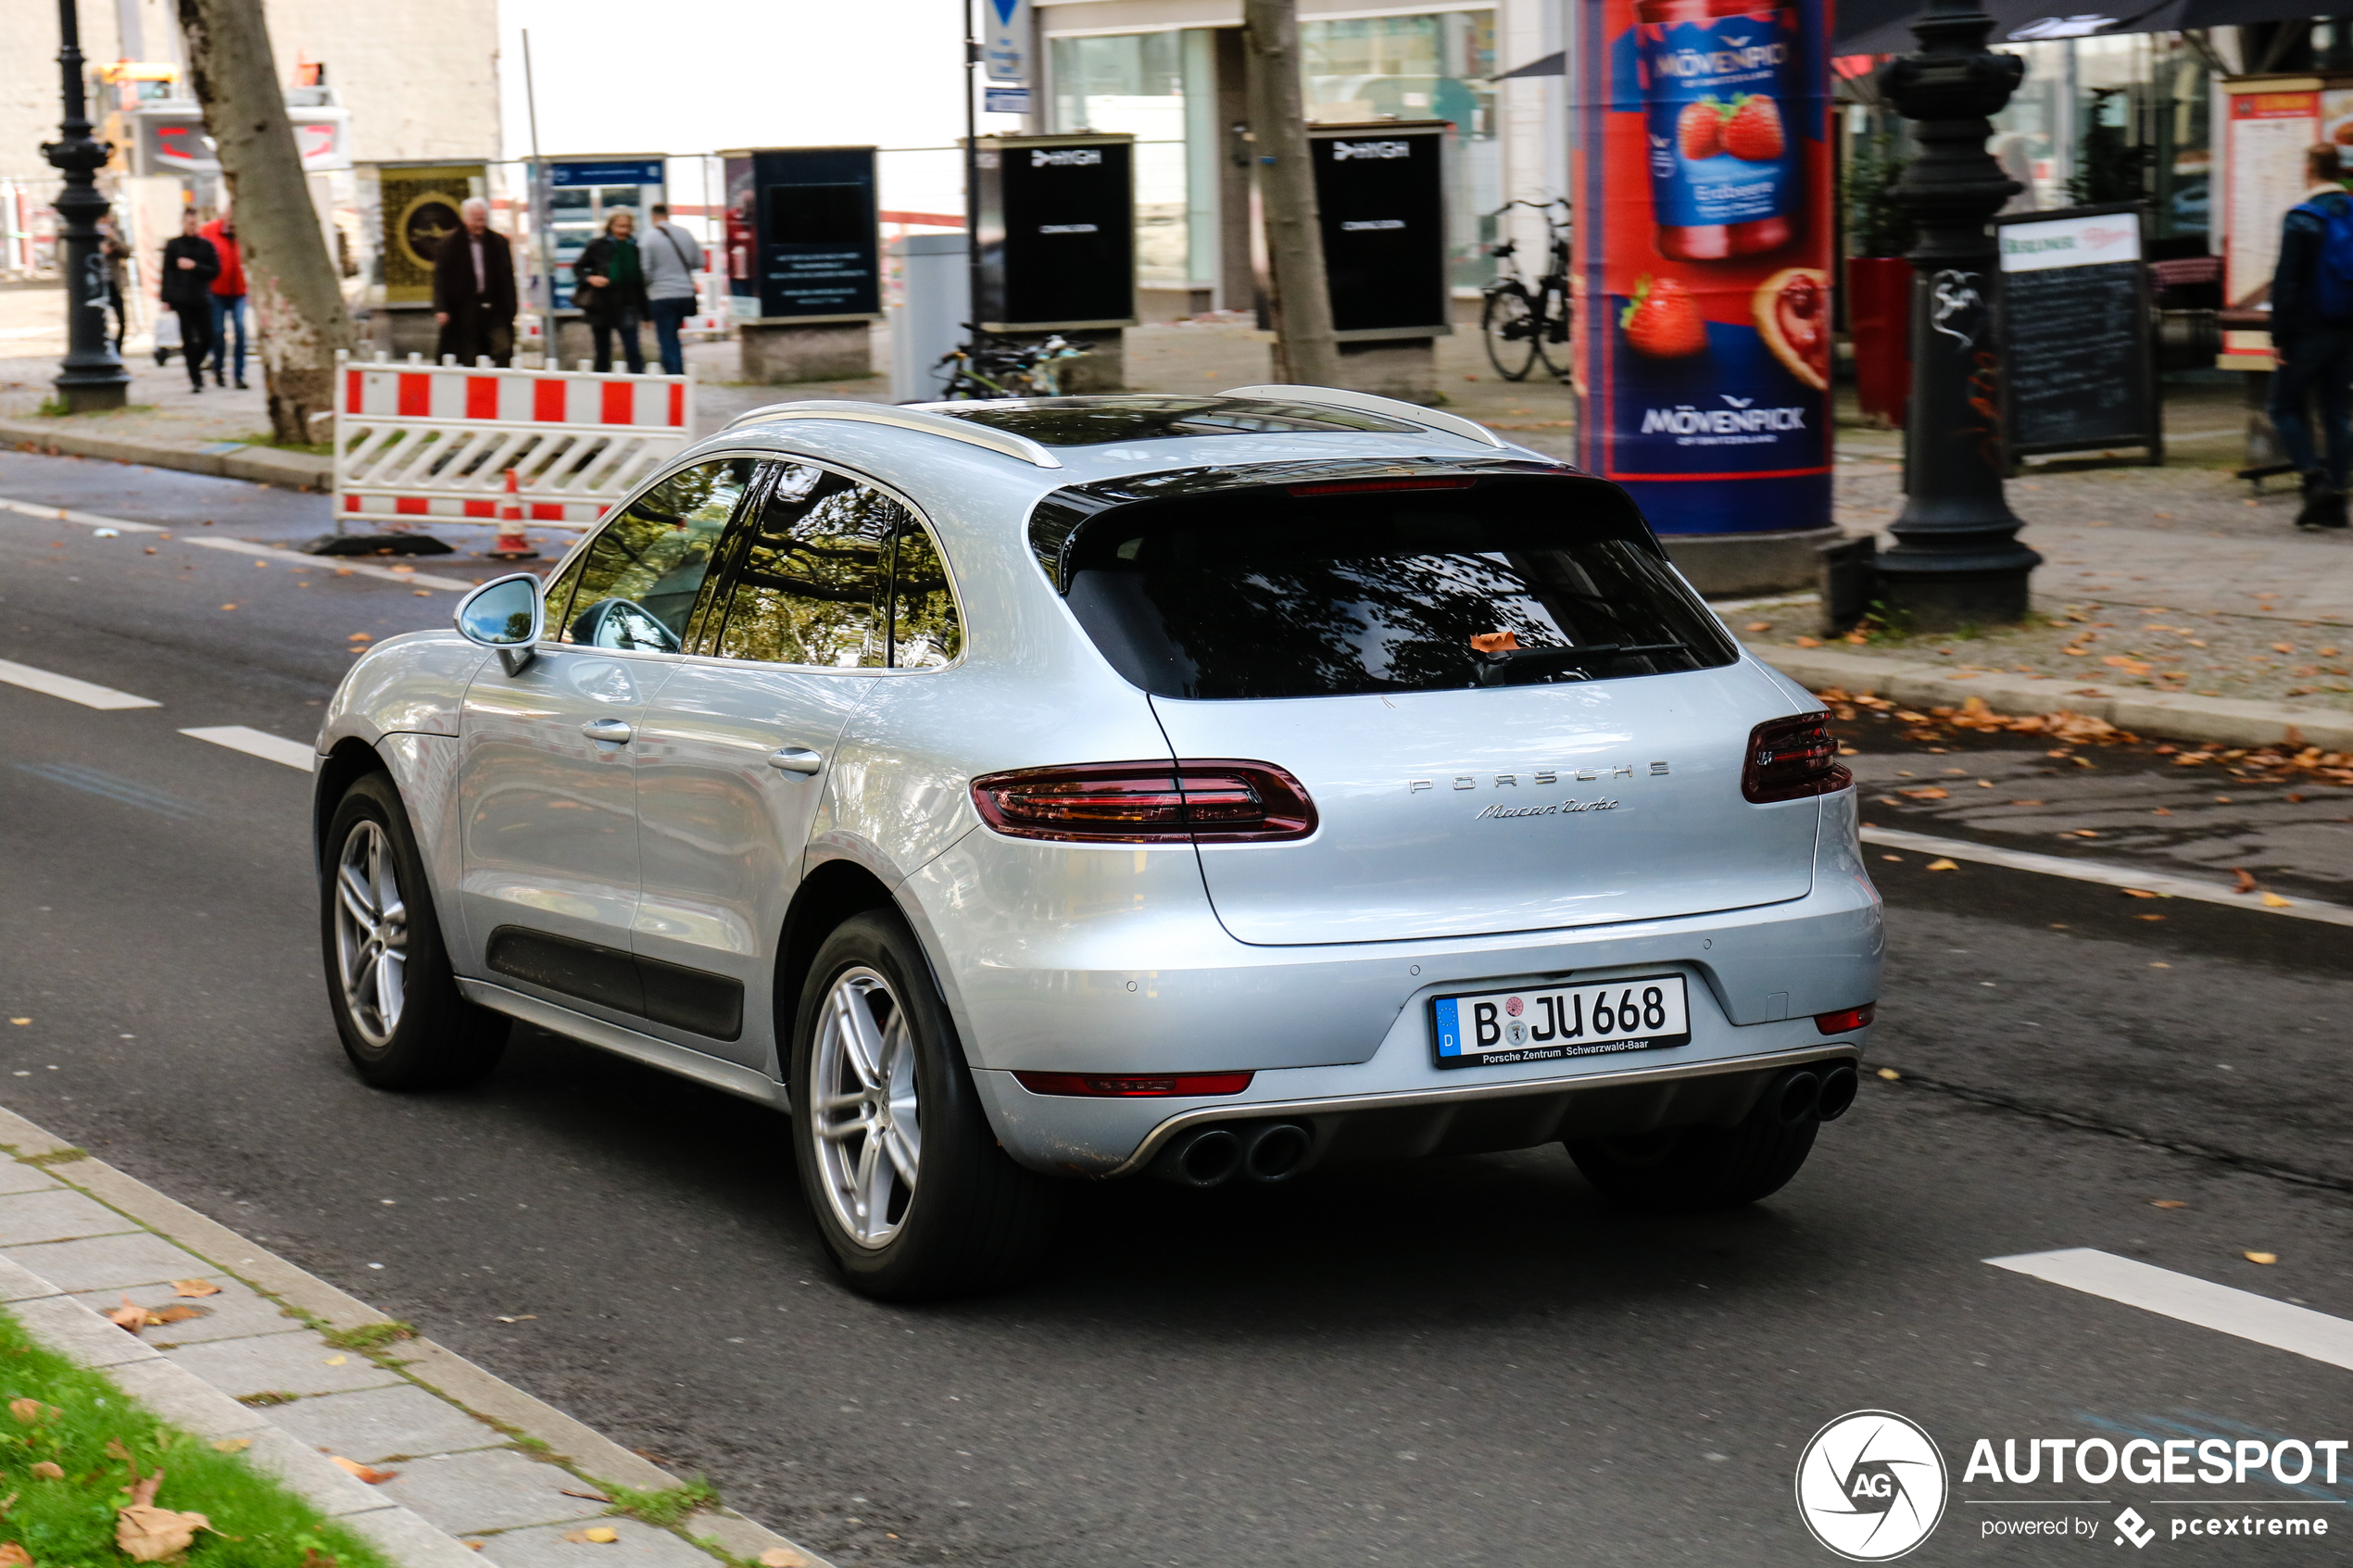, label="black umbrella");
[1834,1,2324,56]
